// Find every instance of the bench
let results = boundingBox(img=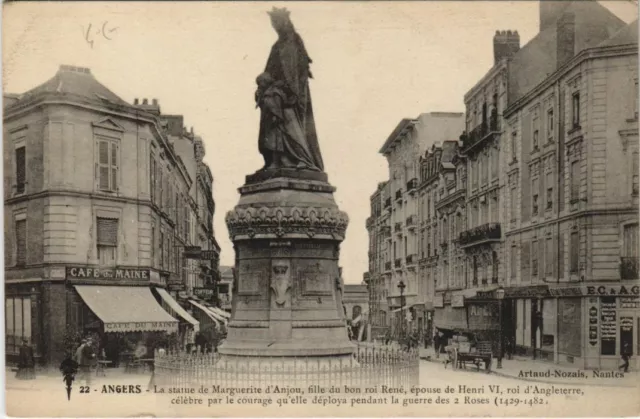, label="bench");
[456,341,493,373]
